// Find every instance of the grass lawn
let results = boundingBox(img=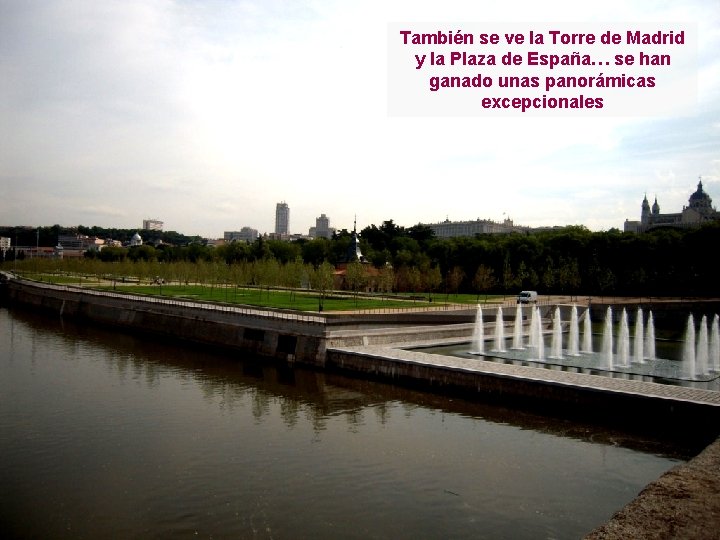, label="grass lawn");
[13,271,507,311]
[95,284,450,311]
